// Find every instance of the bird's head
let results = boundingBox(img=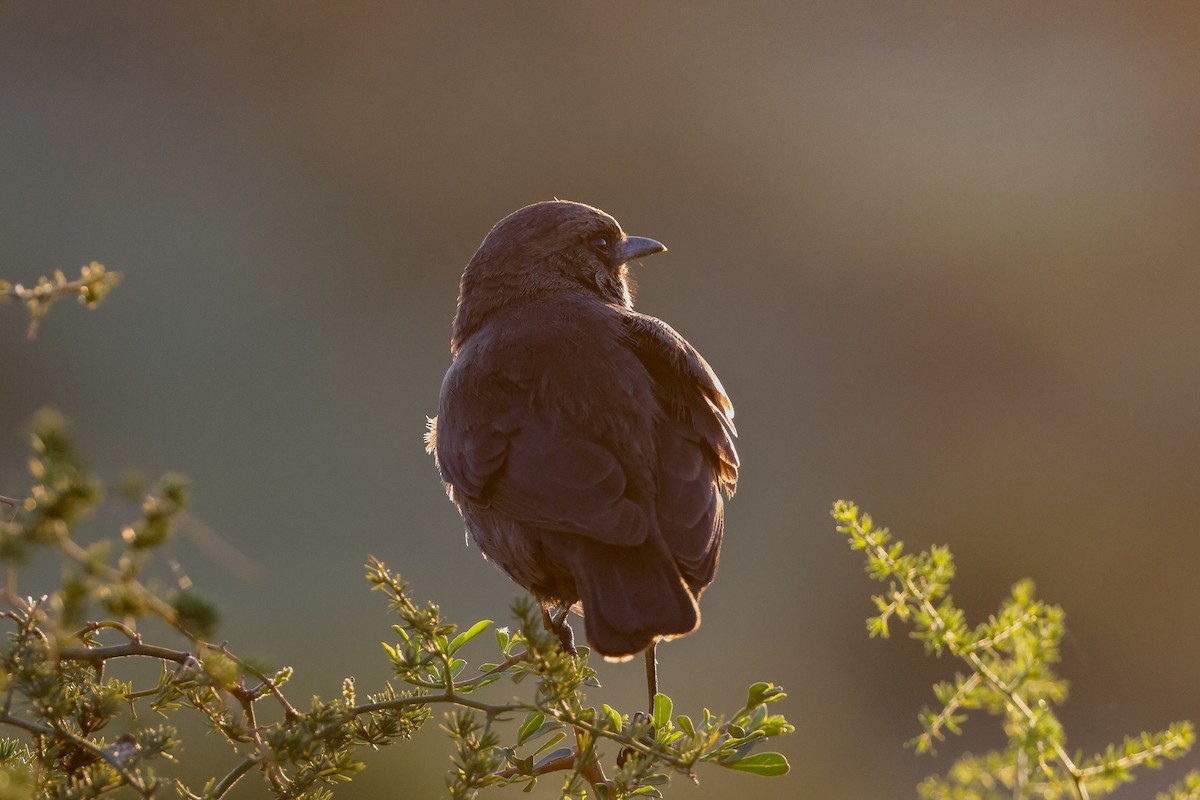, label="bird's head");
[452,200,666,352]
